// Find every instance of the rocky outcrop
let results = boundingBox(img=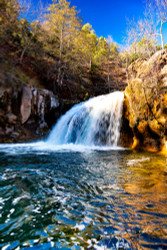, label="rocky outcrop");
[124,49,167,151]
[0,84,60,142]
[20,84,32,124]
